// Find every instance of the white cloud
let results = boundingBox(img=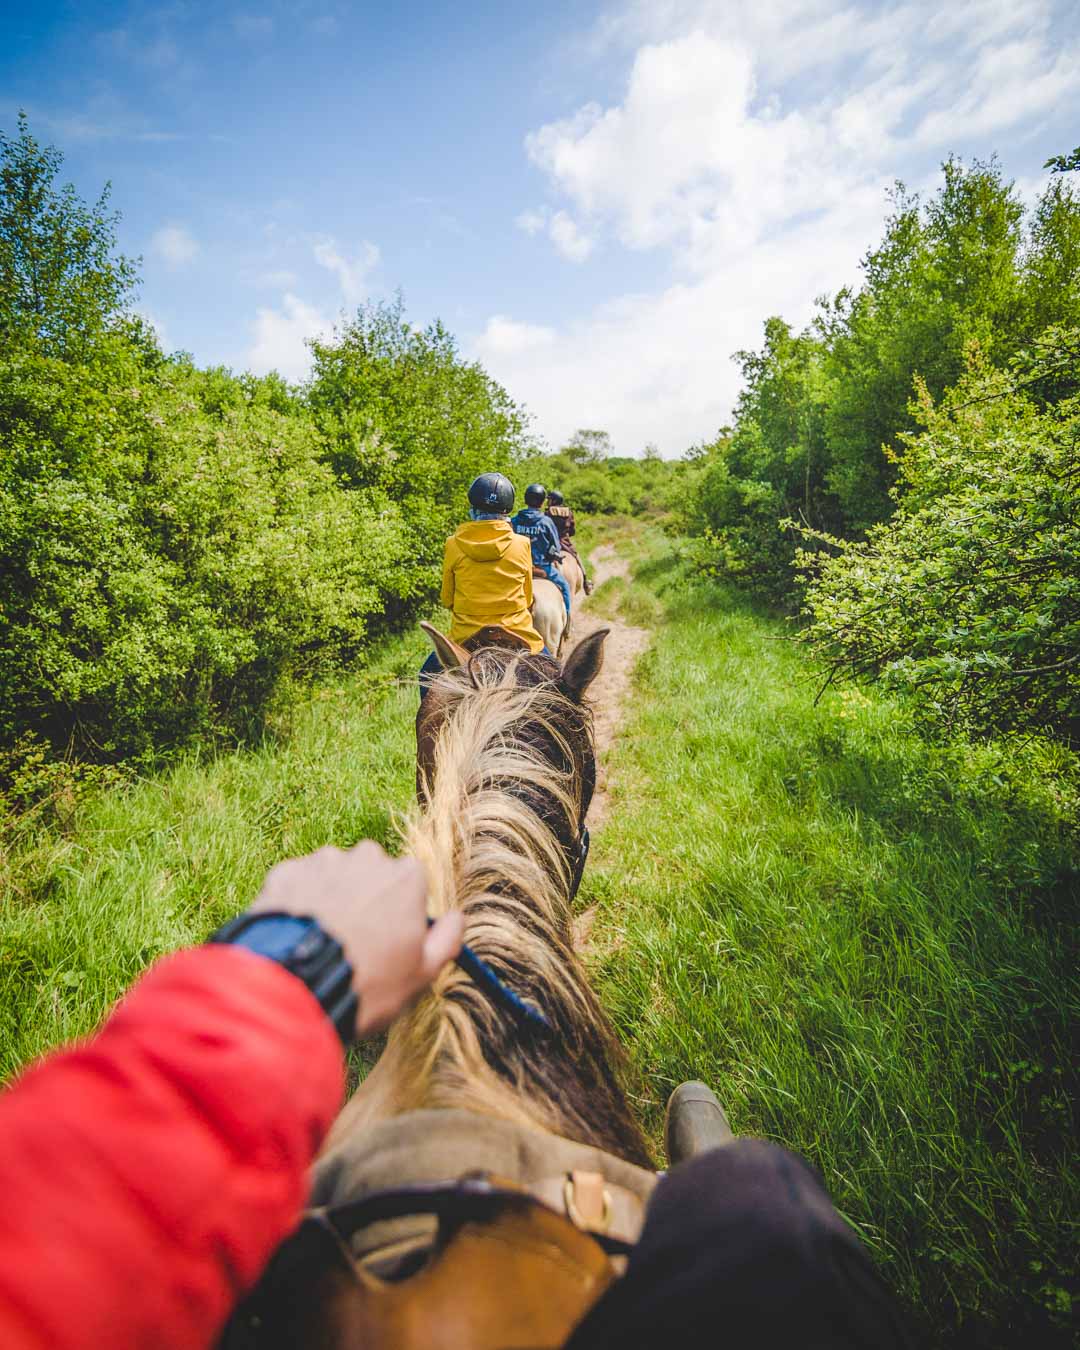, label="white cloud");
[248,293,332,382]
[549,210,594,262]
[255,268,299,288]
[477,316,557,357]
[480,0,1080,454]
[151,224,198,267]
[516,209,547,235]
[312,236,380,303]
[516,205,595,260]
[475,194,883,454]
